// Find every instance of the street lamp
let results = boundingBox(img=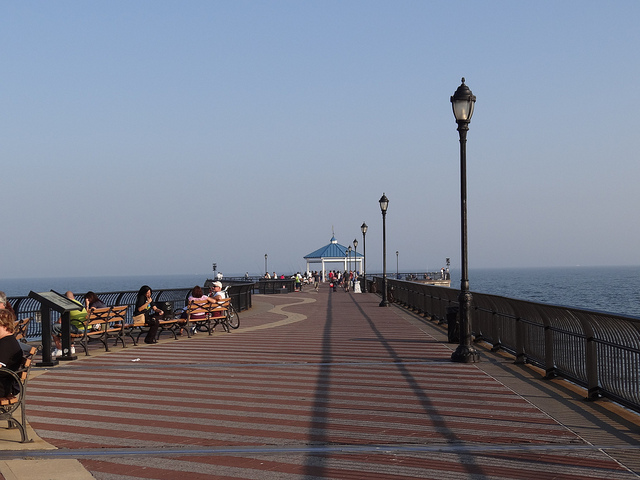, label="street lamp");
[396,251,399,279]
[264,254,268,276]
[379,193,389,307]
[347,245,352,273]
[353,238,358,274]
[450,77,480,364]
[353,238,359,291]
[360,222,368,292]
